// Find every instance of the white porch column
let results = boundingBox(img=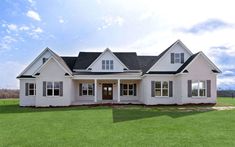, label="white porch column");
[94,79,97,102]
[117,79,120,102]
